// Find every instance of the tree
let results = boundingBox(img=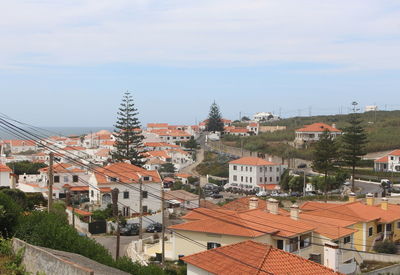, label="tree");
[241,116,250,121]
[6,161,47,175]
[341,113,368,192]
[112,91,146,167]
[159,163,176,173]
[205,101,224,132]
[312,130,339,200]
[183,137,198,149]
